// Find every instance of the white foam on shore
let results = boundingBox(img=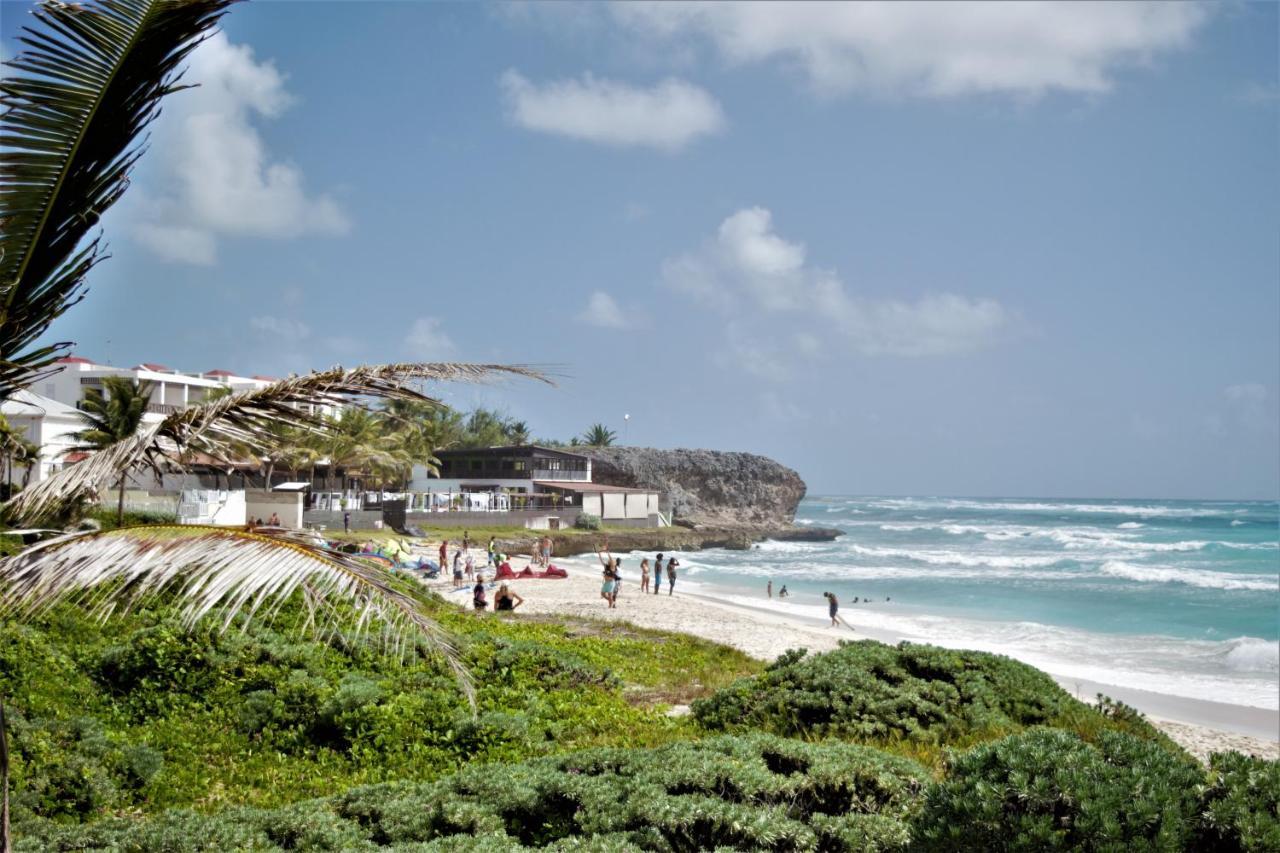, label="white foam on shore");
[703,588,1280,710]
